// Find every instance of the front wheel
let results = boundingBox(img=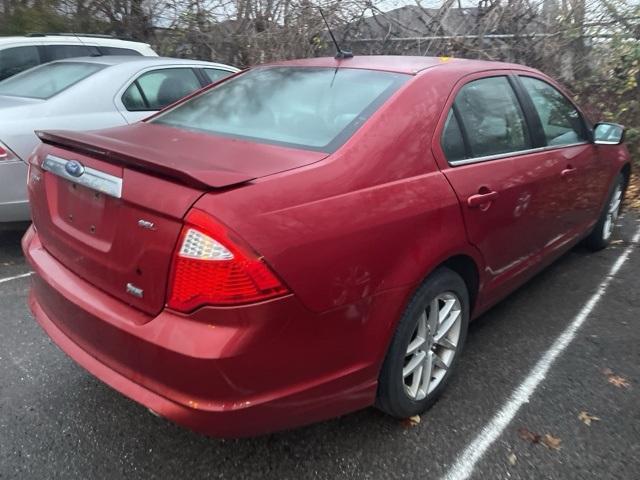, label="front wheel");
[584,173,625,251]
[376,268,469,418]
